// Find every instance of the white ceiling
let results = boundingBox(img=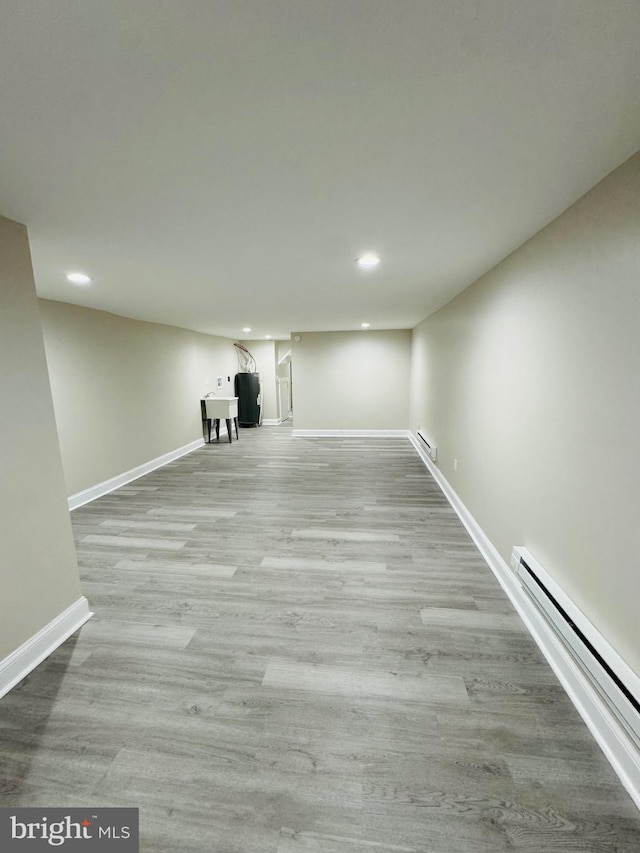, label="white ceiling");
[1,1,639,341]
